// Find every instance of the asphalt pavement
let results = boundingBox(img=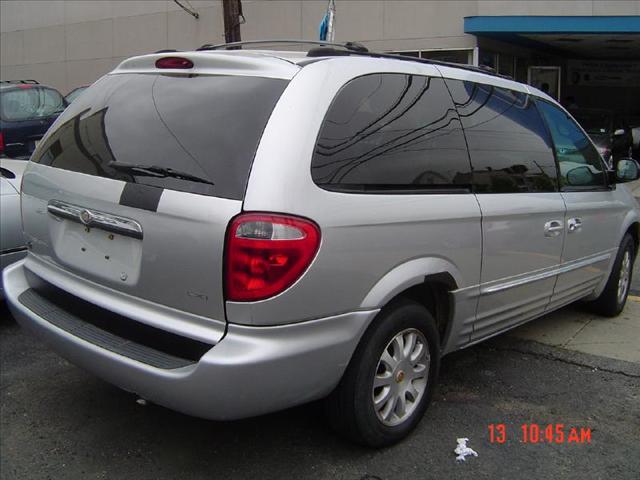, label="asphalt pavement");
[1,297,639,480]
